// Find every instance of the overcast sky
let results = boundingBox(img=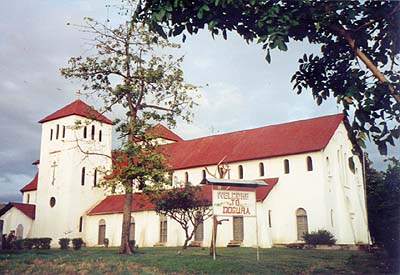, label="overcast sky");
[0,1,397,203]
